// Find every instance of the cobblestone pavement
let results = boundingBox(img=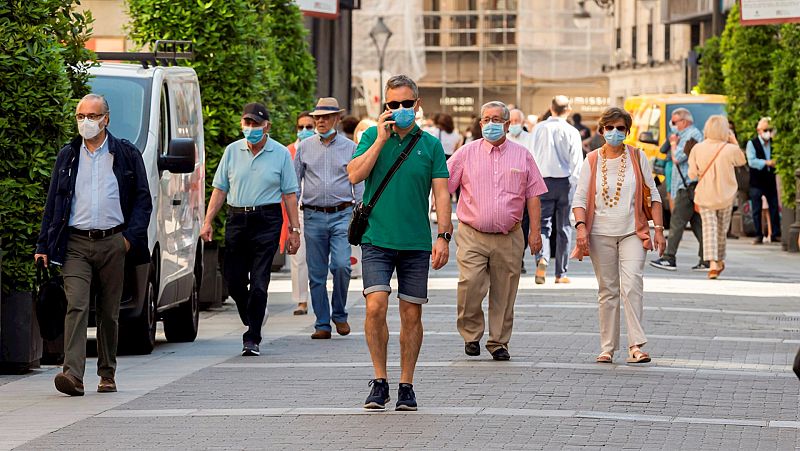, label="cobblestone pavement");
[2,229,799,450]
